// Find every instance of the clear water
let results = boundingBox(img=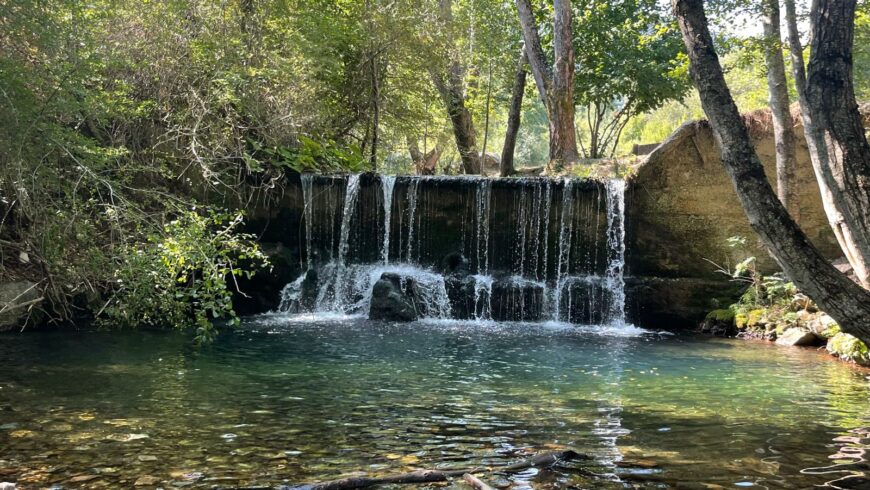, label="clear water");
[1,318,869,489]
